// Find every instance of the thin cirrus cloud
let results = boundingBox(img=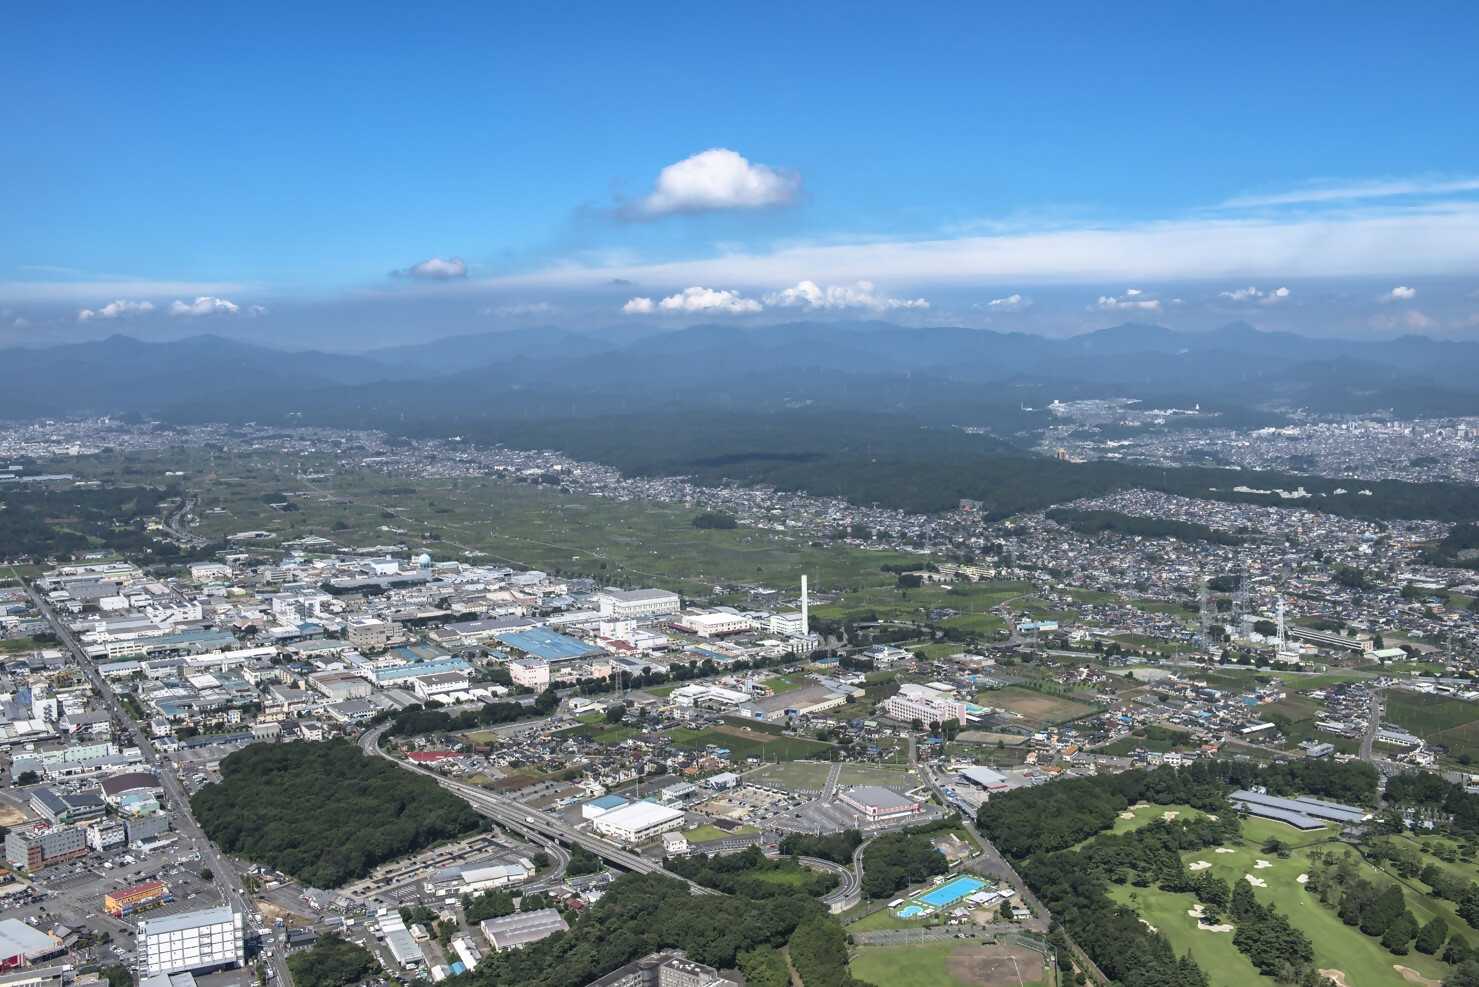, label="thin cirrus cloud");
[391,256,468,280]
[1222,176,1479,209]
[623,280,926,315]
[78,299,155,321]
[622,148,801,219]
